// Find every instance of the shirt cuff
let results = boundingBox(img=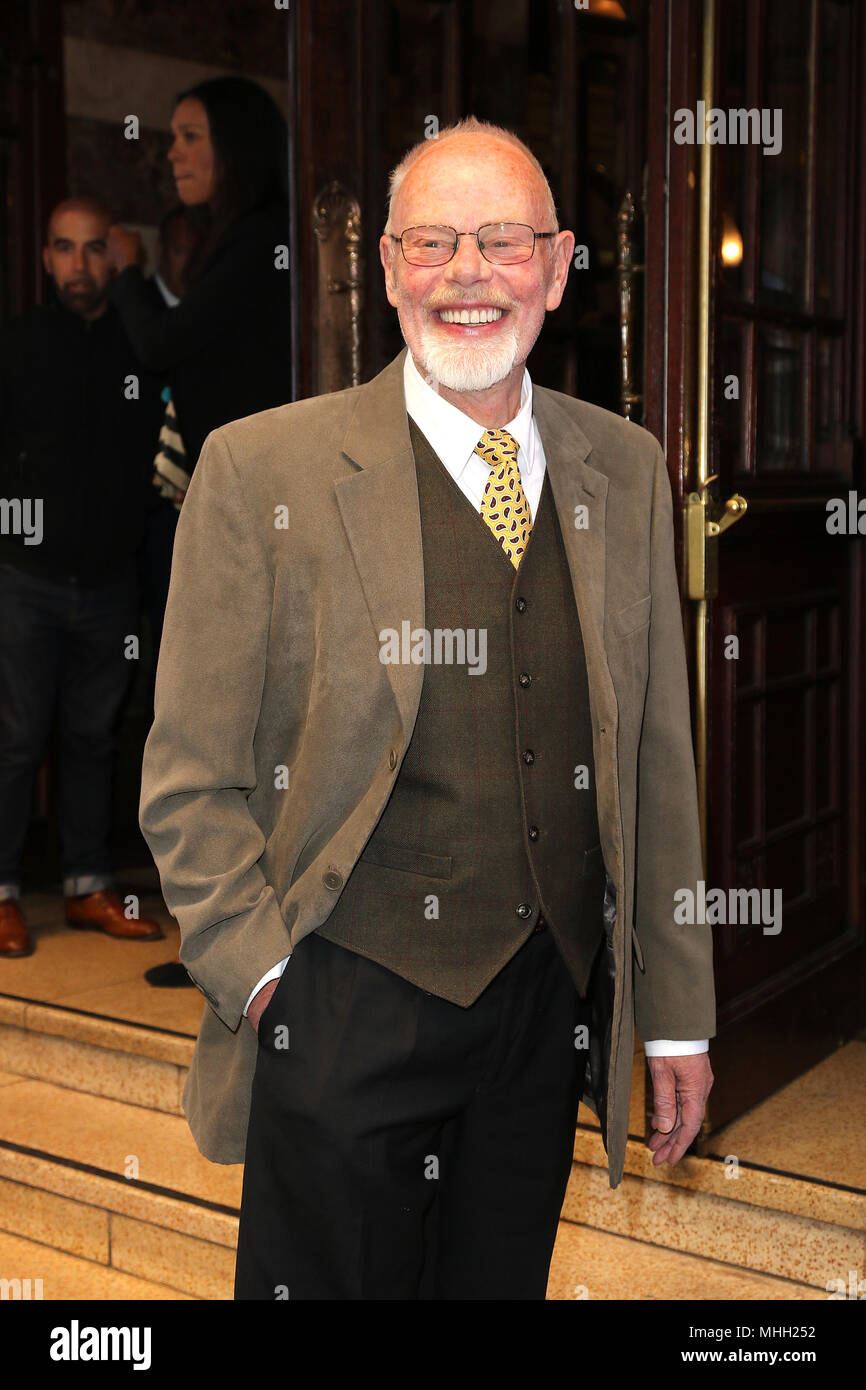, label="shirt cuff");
[243,956,291,1017]
[643,1039,709,1057]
